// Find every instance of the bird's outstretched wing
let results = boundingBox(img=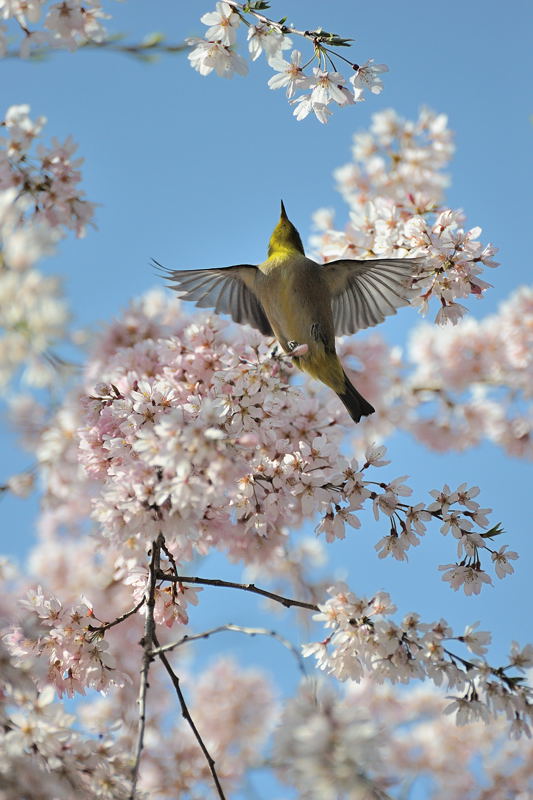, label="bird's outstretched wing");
[154,261,274,336]
[322,257,426,335]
